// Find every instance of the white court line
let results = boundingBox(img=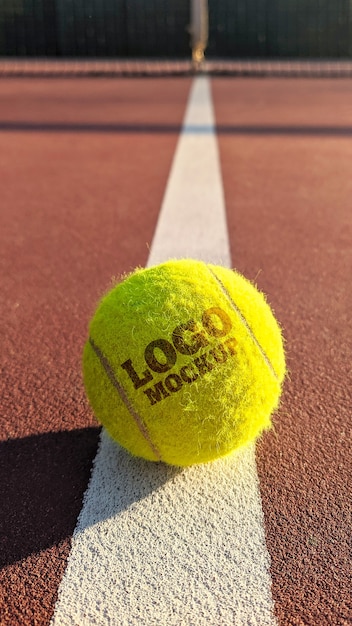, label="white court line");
[51,77,277,626]
[147,76,230,266]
